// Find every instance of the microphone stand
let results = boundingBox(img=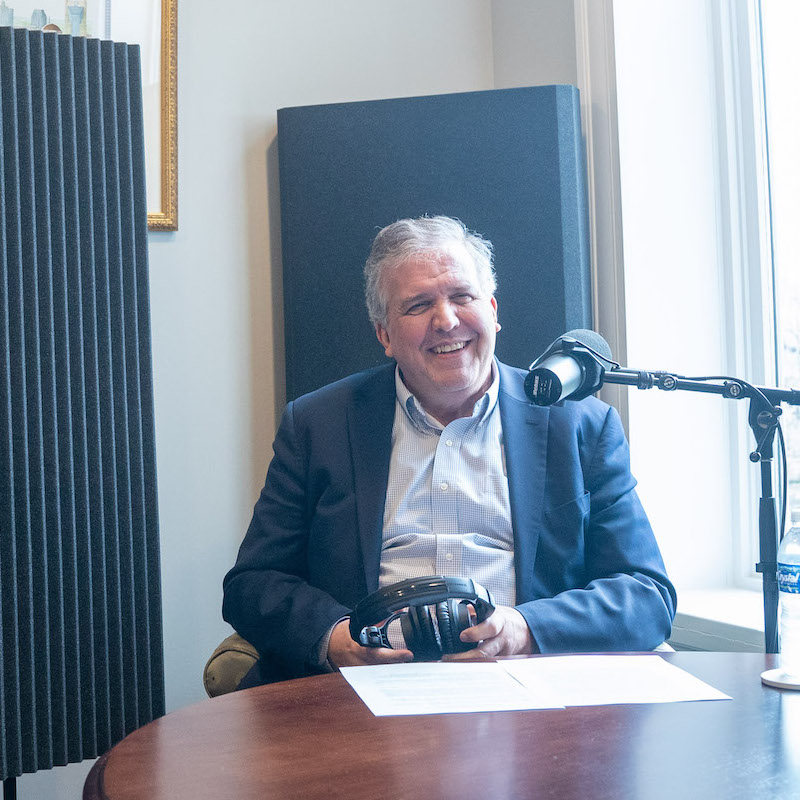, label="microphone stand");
[601,368,800,654]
